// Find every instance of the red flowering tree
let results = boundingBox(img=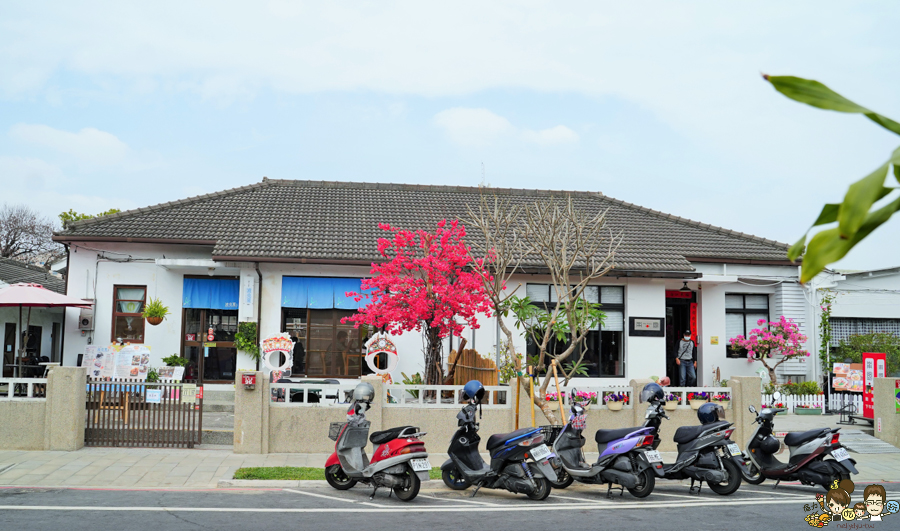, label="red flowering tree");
[344,220,493,385]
